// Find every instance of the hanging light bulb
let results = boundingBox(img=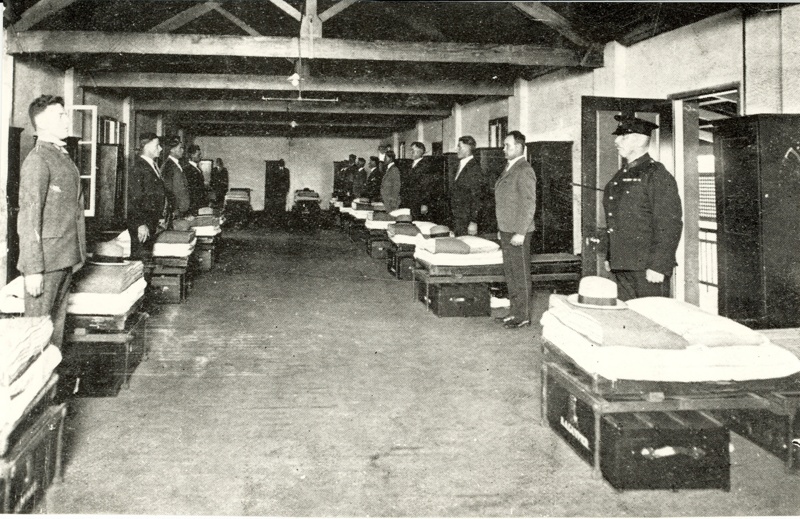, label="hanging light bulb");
[287,72,301,88]
[289,120,299,129]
